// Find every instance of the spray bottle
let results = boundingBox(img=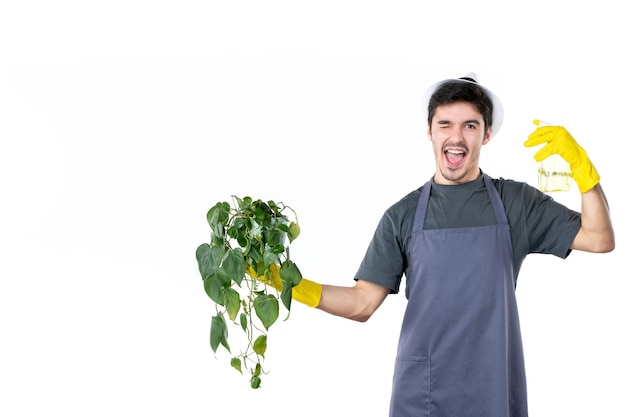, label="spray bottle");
[534,119,572,192]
